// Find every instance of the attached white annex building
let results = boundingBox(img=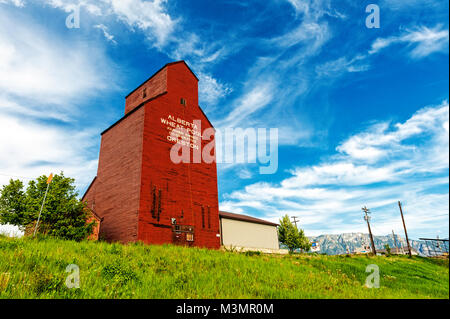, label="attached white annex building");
[219,211,281,253]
